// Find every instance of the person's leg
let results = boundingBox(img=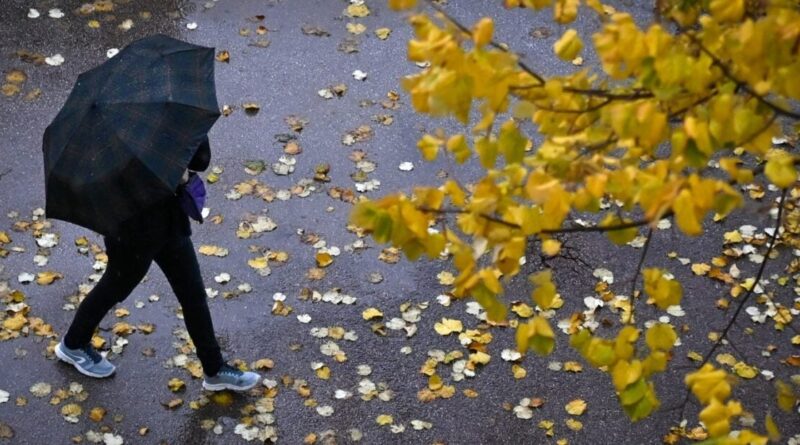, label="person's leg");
[63,237,153,349]
[154,236,224,376]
